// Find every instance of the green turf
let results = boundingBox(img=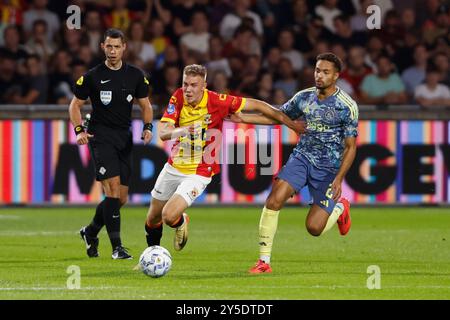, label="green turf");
[0,206,449,300]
